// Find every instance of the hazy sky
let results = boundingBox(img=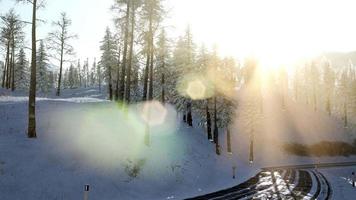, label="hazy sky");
[2,0,356,68]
